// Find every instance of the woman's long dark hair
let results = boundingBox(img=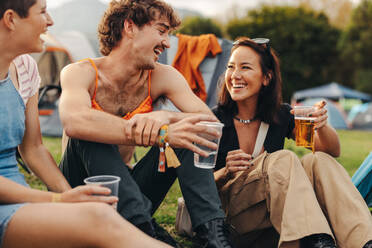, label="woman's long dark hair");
[218,37,283,124]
